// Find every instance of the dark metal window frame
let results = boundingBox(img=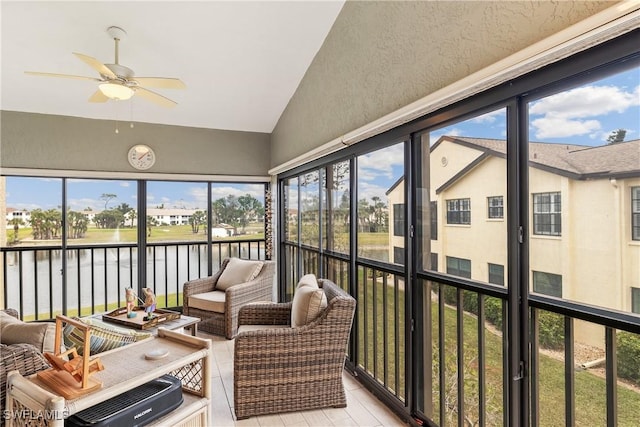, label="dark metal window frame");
[277,29,640,427]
